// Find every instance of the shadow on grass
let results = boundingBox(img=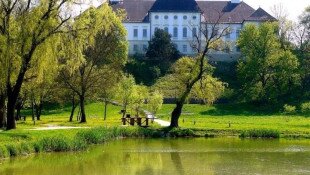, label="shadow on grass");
[199,103,282,117]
